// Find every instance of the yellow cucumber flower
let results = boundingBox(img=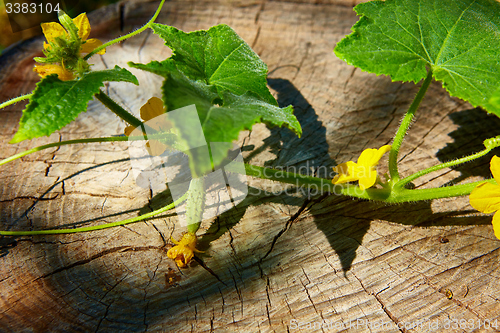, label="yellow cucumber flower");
[469,155,500,240]
[167,232,202,268]
[34,12,105,81]
[332,145,391,190]
[33,63,75,81]
[41,13,105,54]
[125,97,172,156]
